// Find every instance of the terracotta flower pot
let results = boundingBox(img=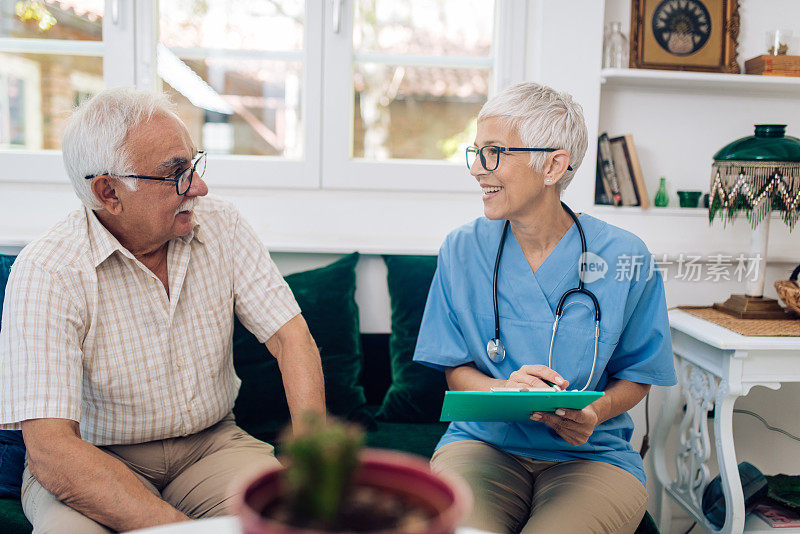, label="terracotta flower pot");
[234,449,472,534]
